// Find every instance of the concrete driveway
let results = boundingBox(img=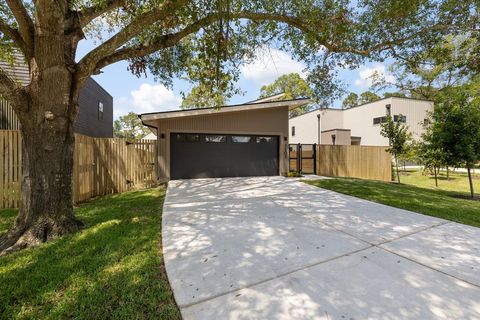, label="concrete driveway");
[162,176,480,319]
